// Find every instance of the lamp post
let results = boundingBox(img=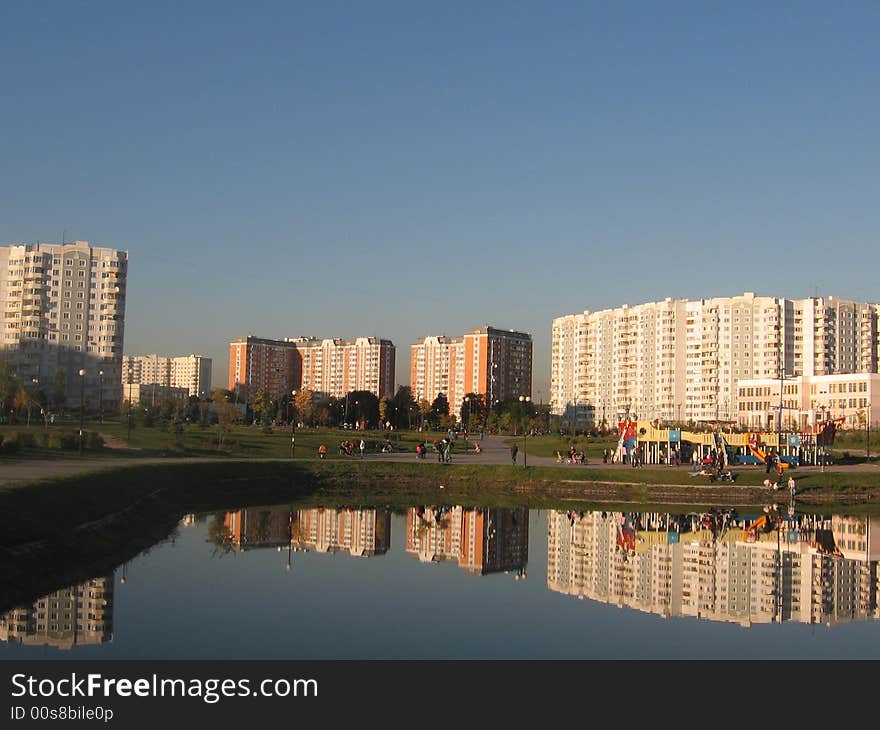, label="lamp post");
[287,508,293,572]
[126,360,133,441]
[290,390,297,459]
[78,369,86,457]
[30,377,39,428]
[98,370,104,424]
[354,400,359,429]
[463,396,470,435]
[519,395,531,468]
